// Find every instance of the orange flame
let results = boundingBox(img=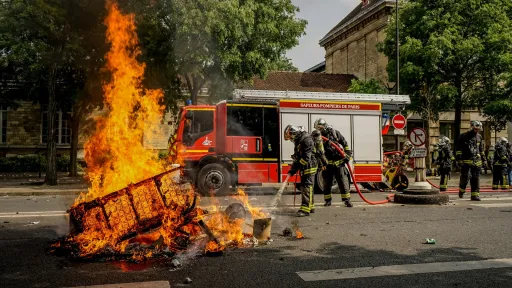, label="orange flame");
[60,0,269,260]
[295,229,304,239]
[81,0,165,202]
